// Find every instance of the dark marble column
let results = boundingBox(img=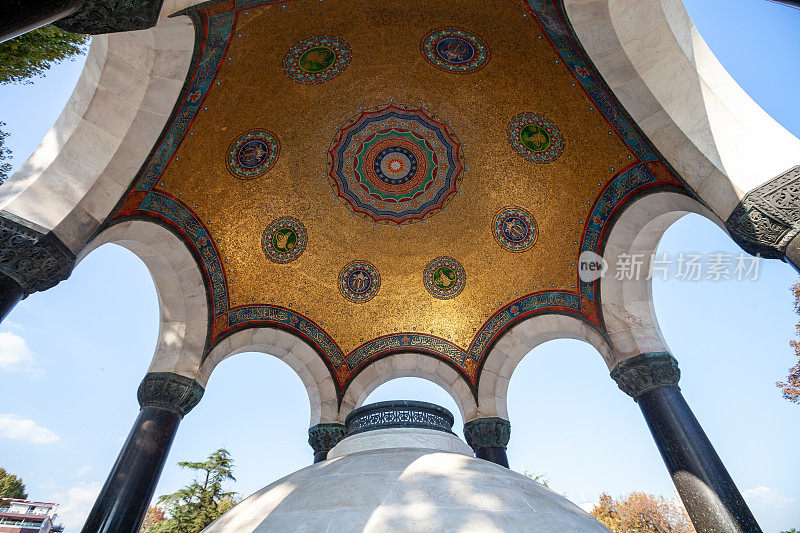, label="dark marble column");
[0,272,23,323]
[464,417,510,468]
[0,0,84,42]
[611,352,761,533]
[81,372,204,533]
[308,423,346,463]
